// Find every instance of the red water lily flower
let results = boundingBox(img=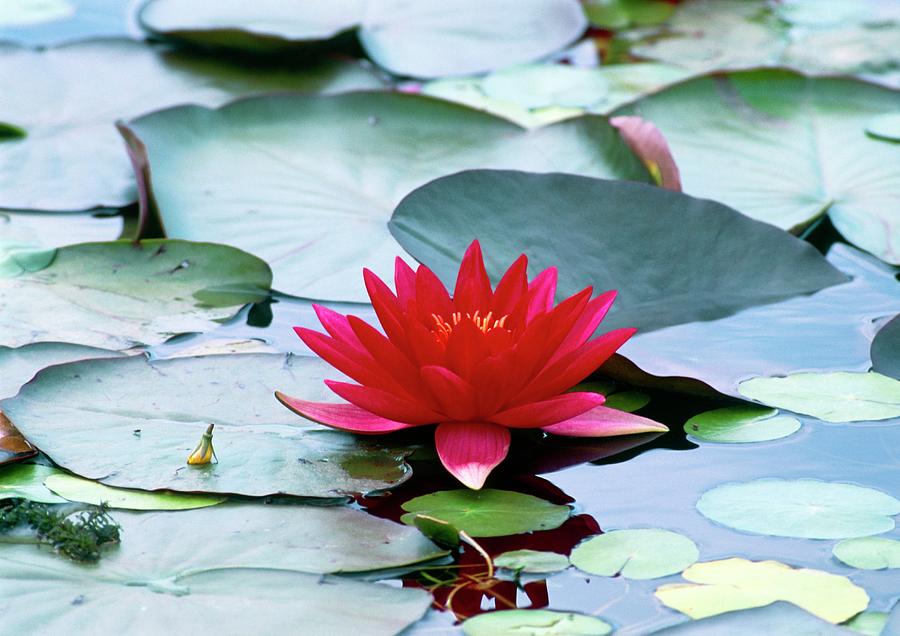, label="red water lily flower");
[276,240,667,489]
